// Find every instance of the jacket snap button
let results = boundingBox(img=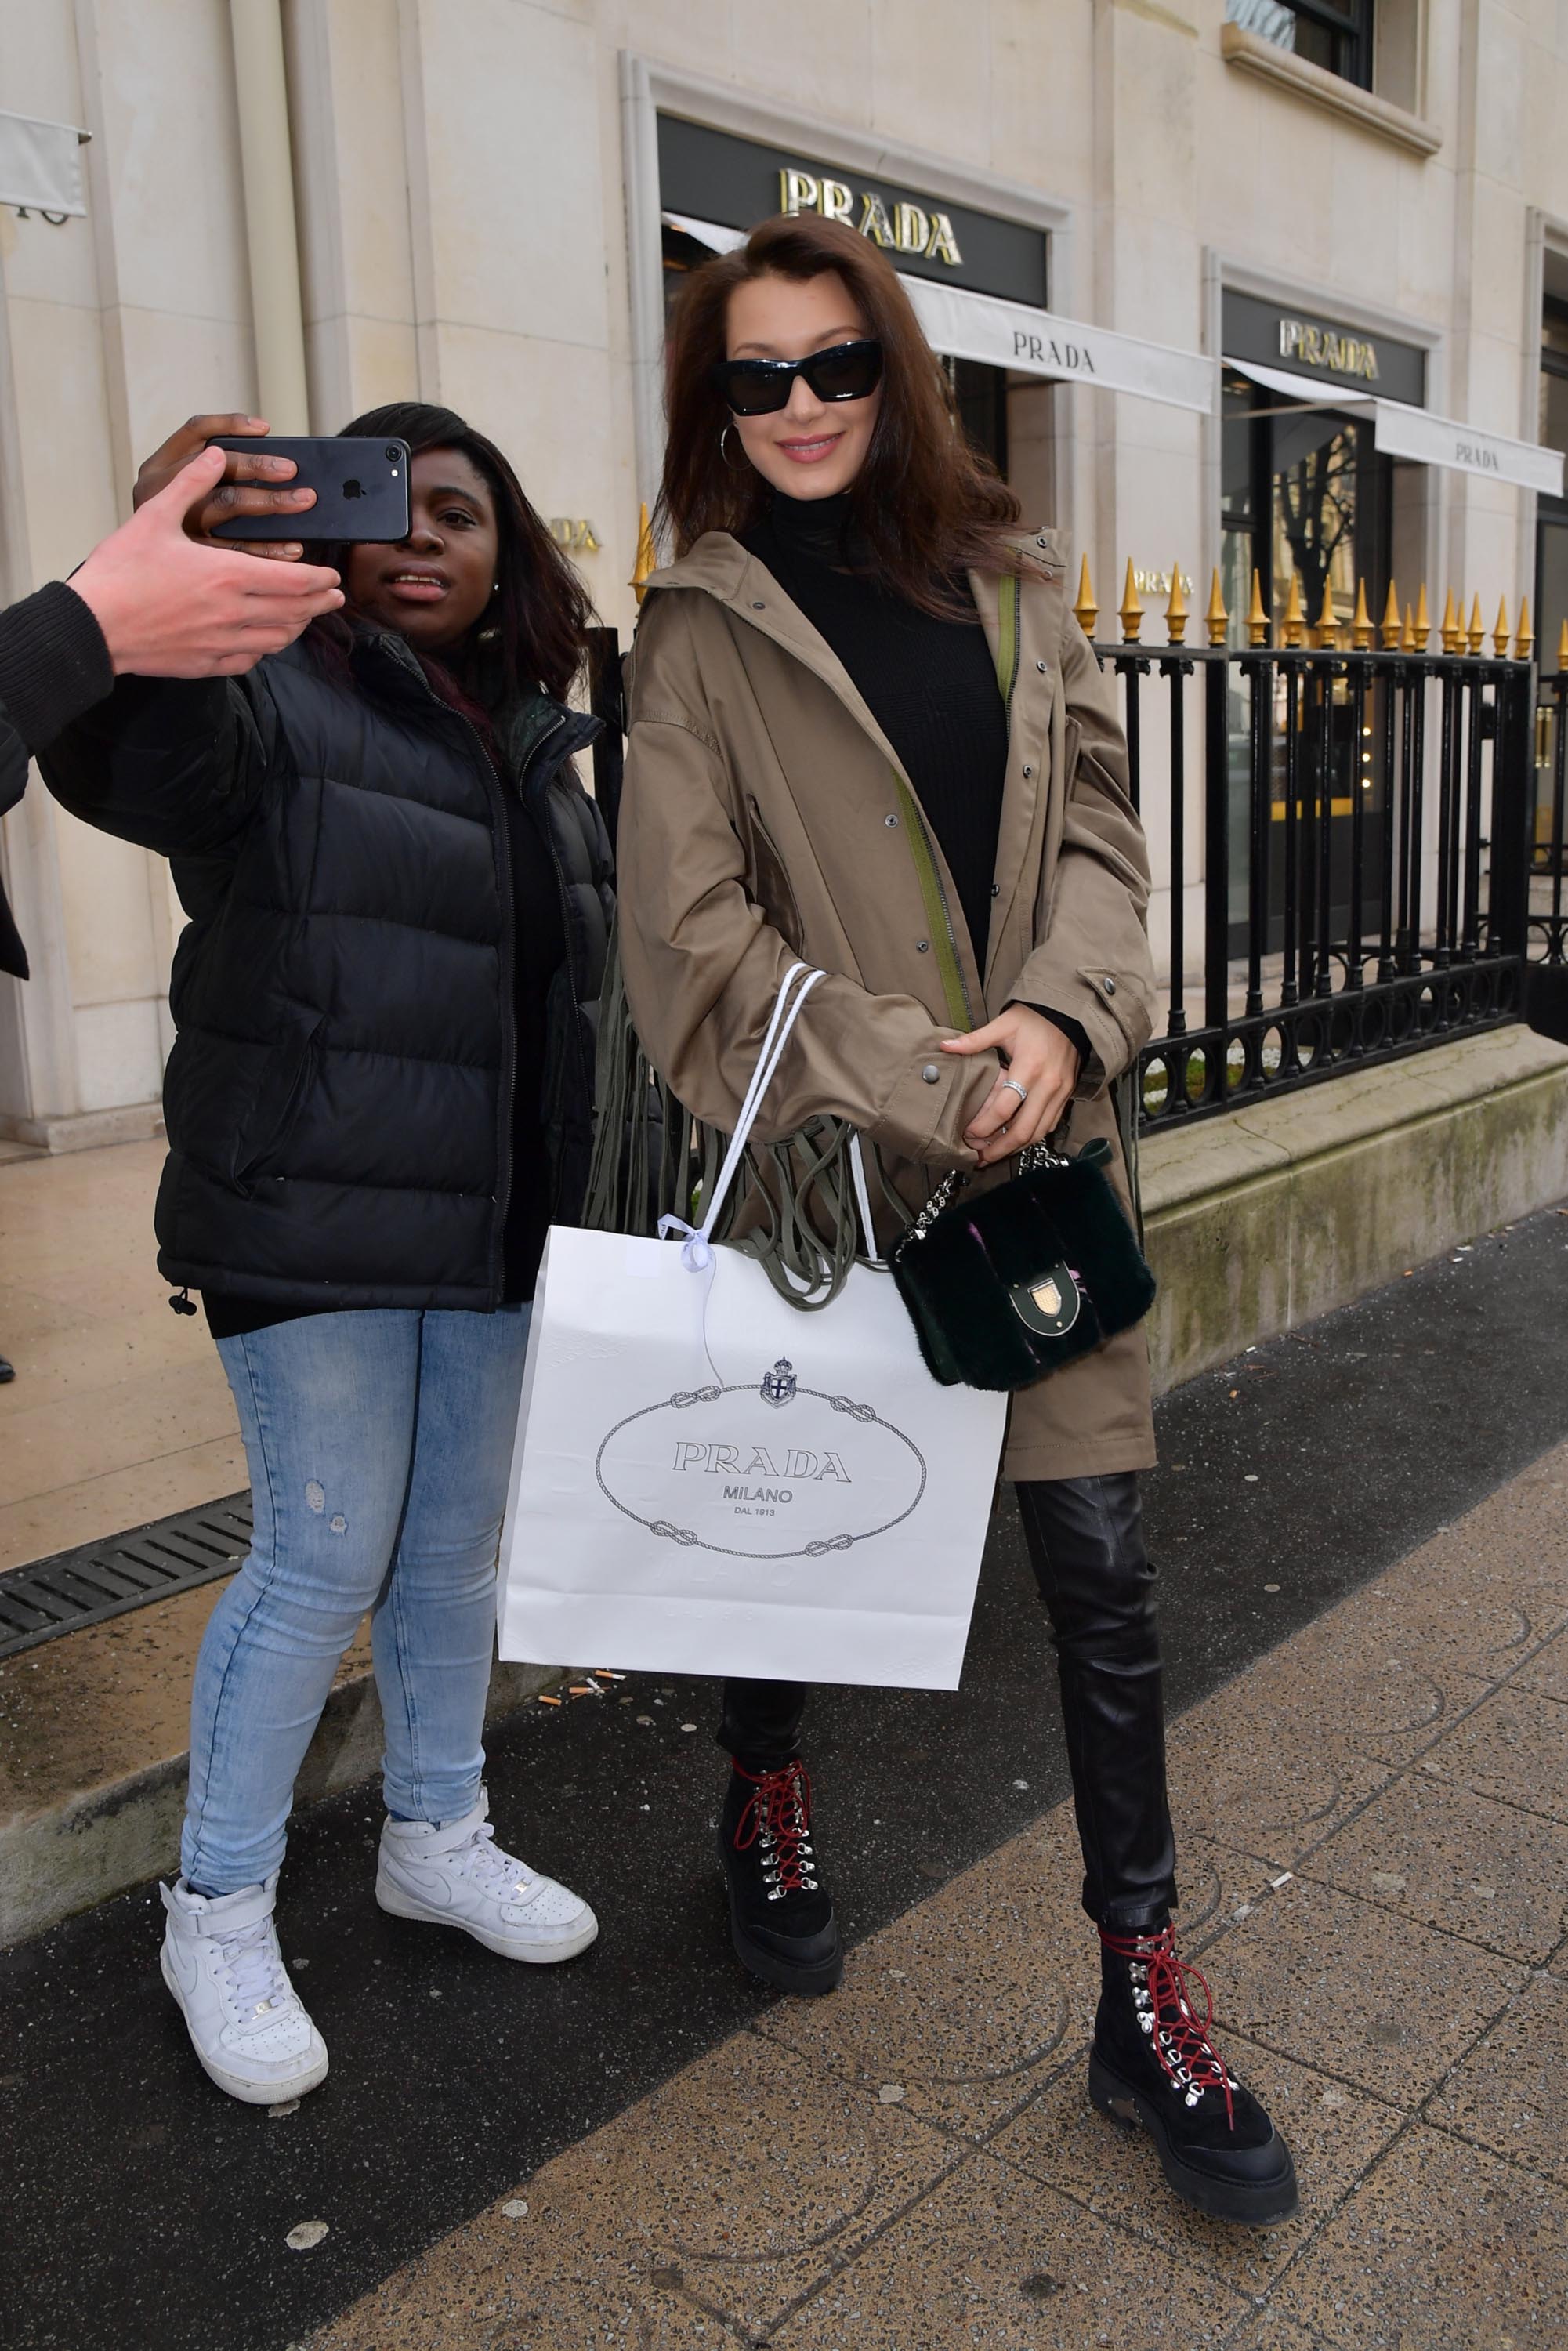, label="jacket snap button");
[990,882,1001,897]
[1023,763,1033,777]
[1037,534,1047,547]
[1036,659,1047,672]
[1103,976,1117,995]
[922,1063,941,1083]
[885,813,899,828]
[751,600,765,610]
[916,940,929,952]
